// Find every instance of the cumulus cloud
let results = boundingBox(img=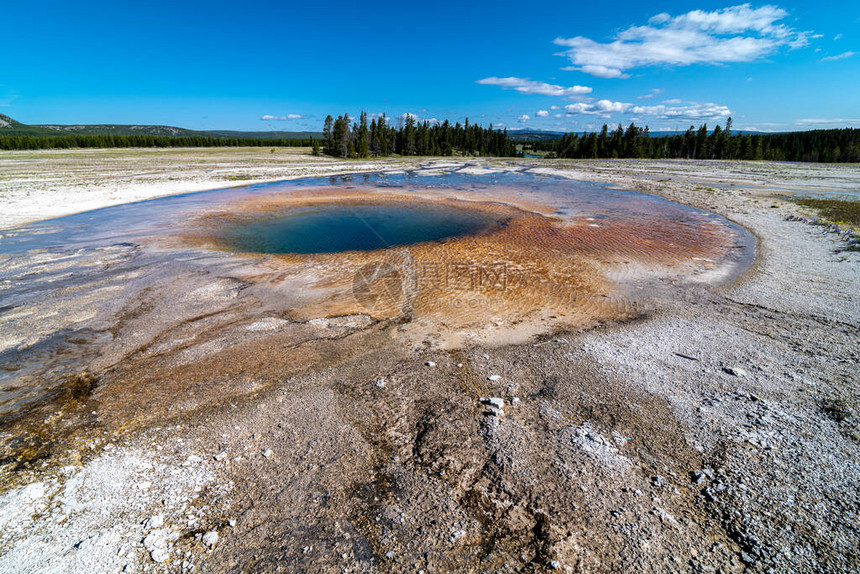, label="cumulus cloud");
[518,115,531,123]
[536,110,549,117]
[563,99,731,120]
[477,77,592,96]
[397,112,440,125]
[261,114,304,121]
[820,51,856,61]
[554,4,813,78]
